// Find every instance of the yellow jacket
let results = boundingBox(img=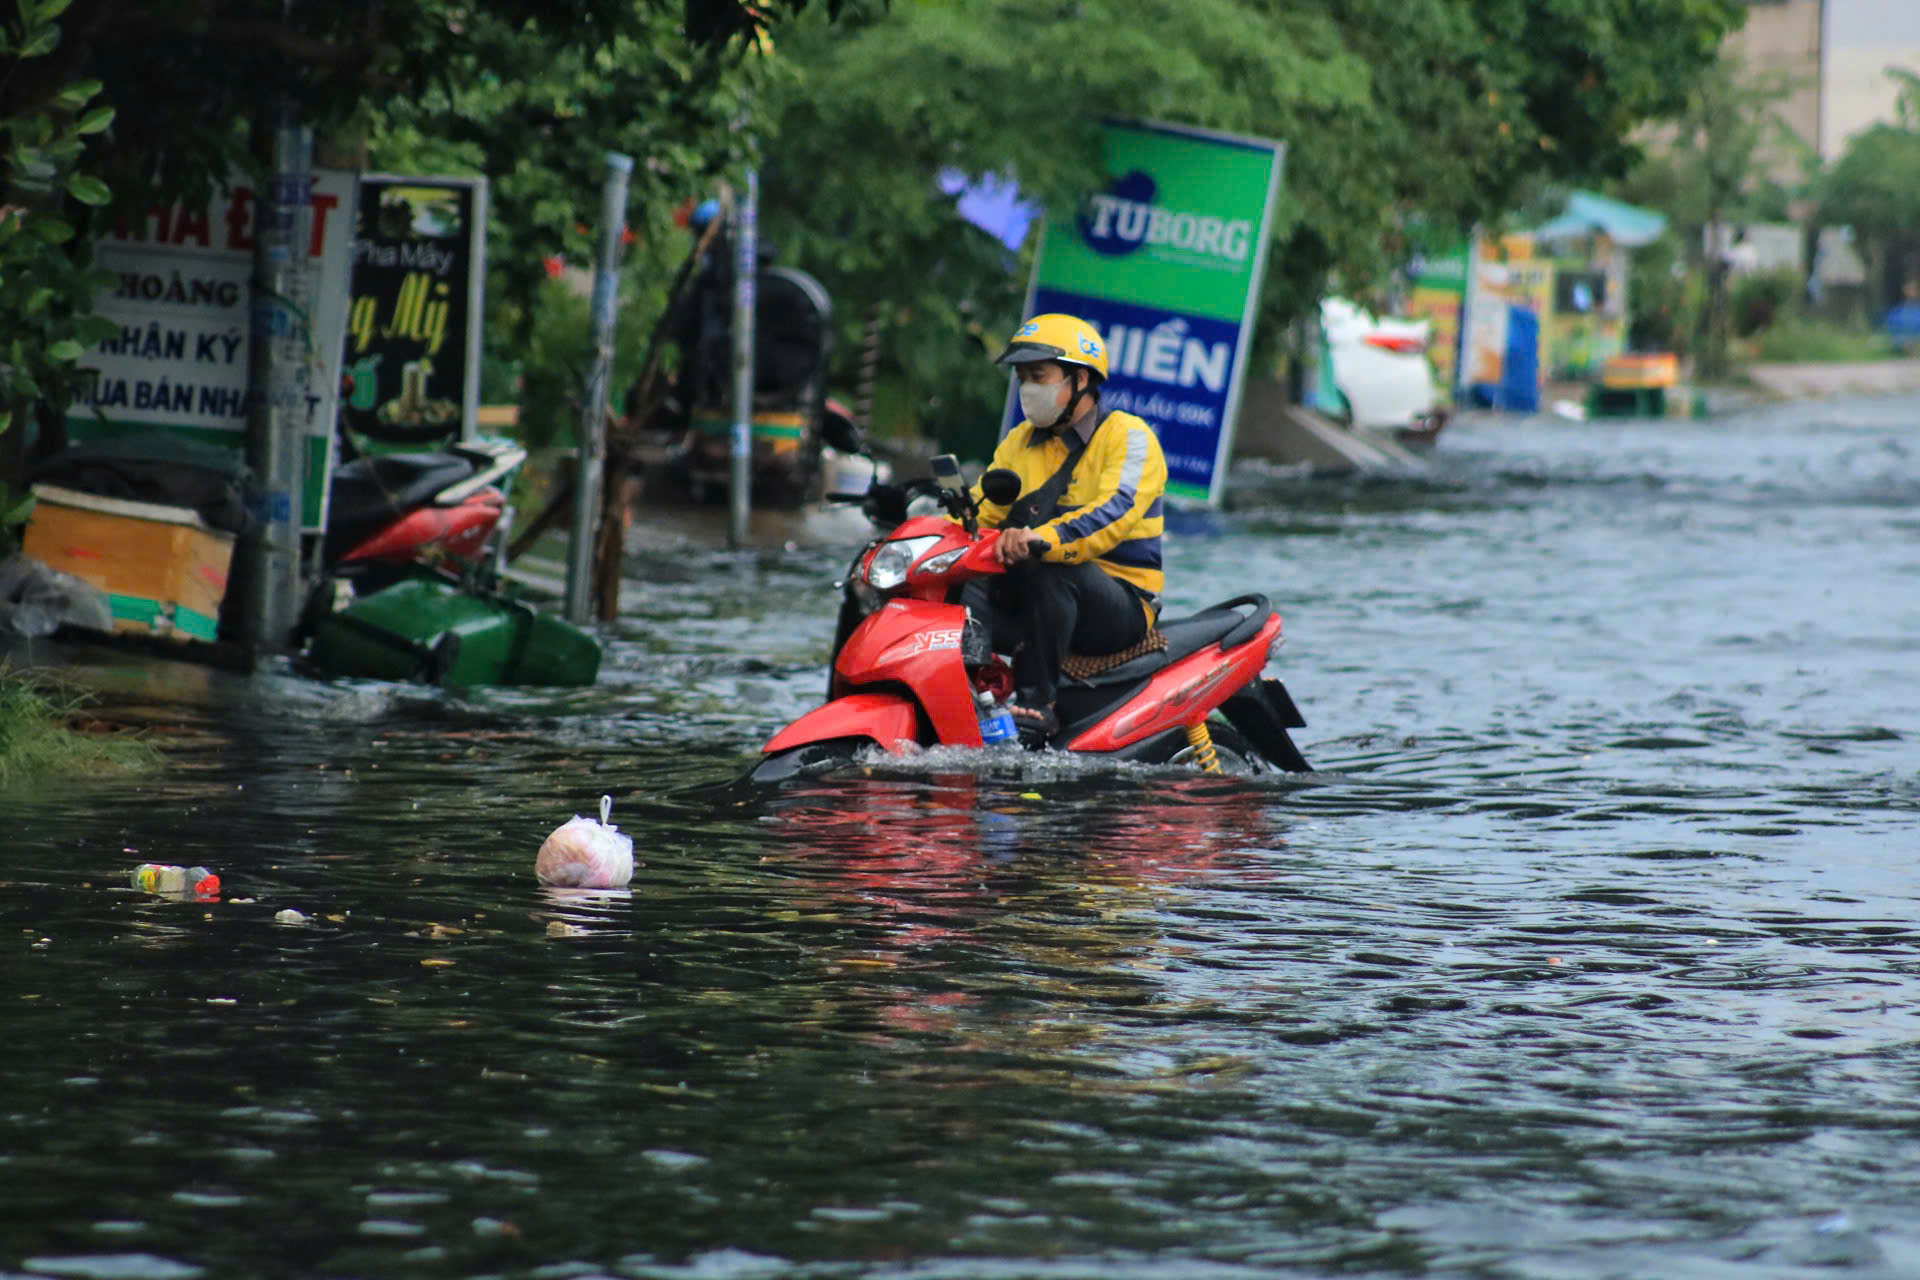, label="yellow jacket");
[972,409,1166,601]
